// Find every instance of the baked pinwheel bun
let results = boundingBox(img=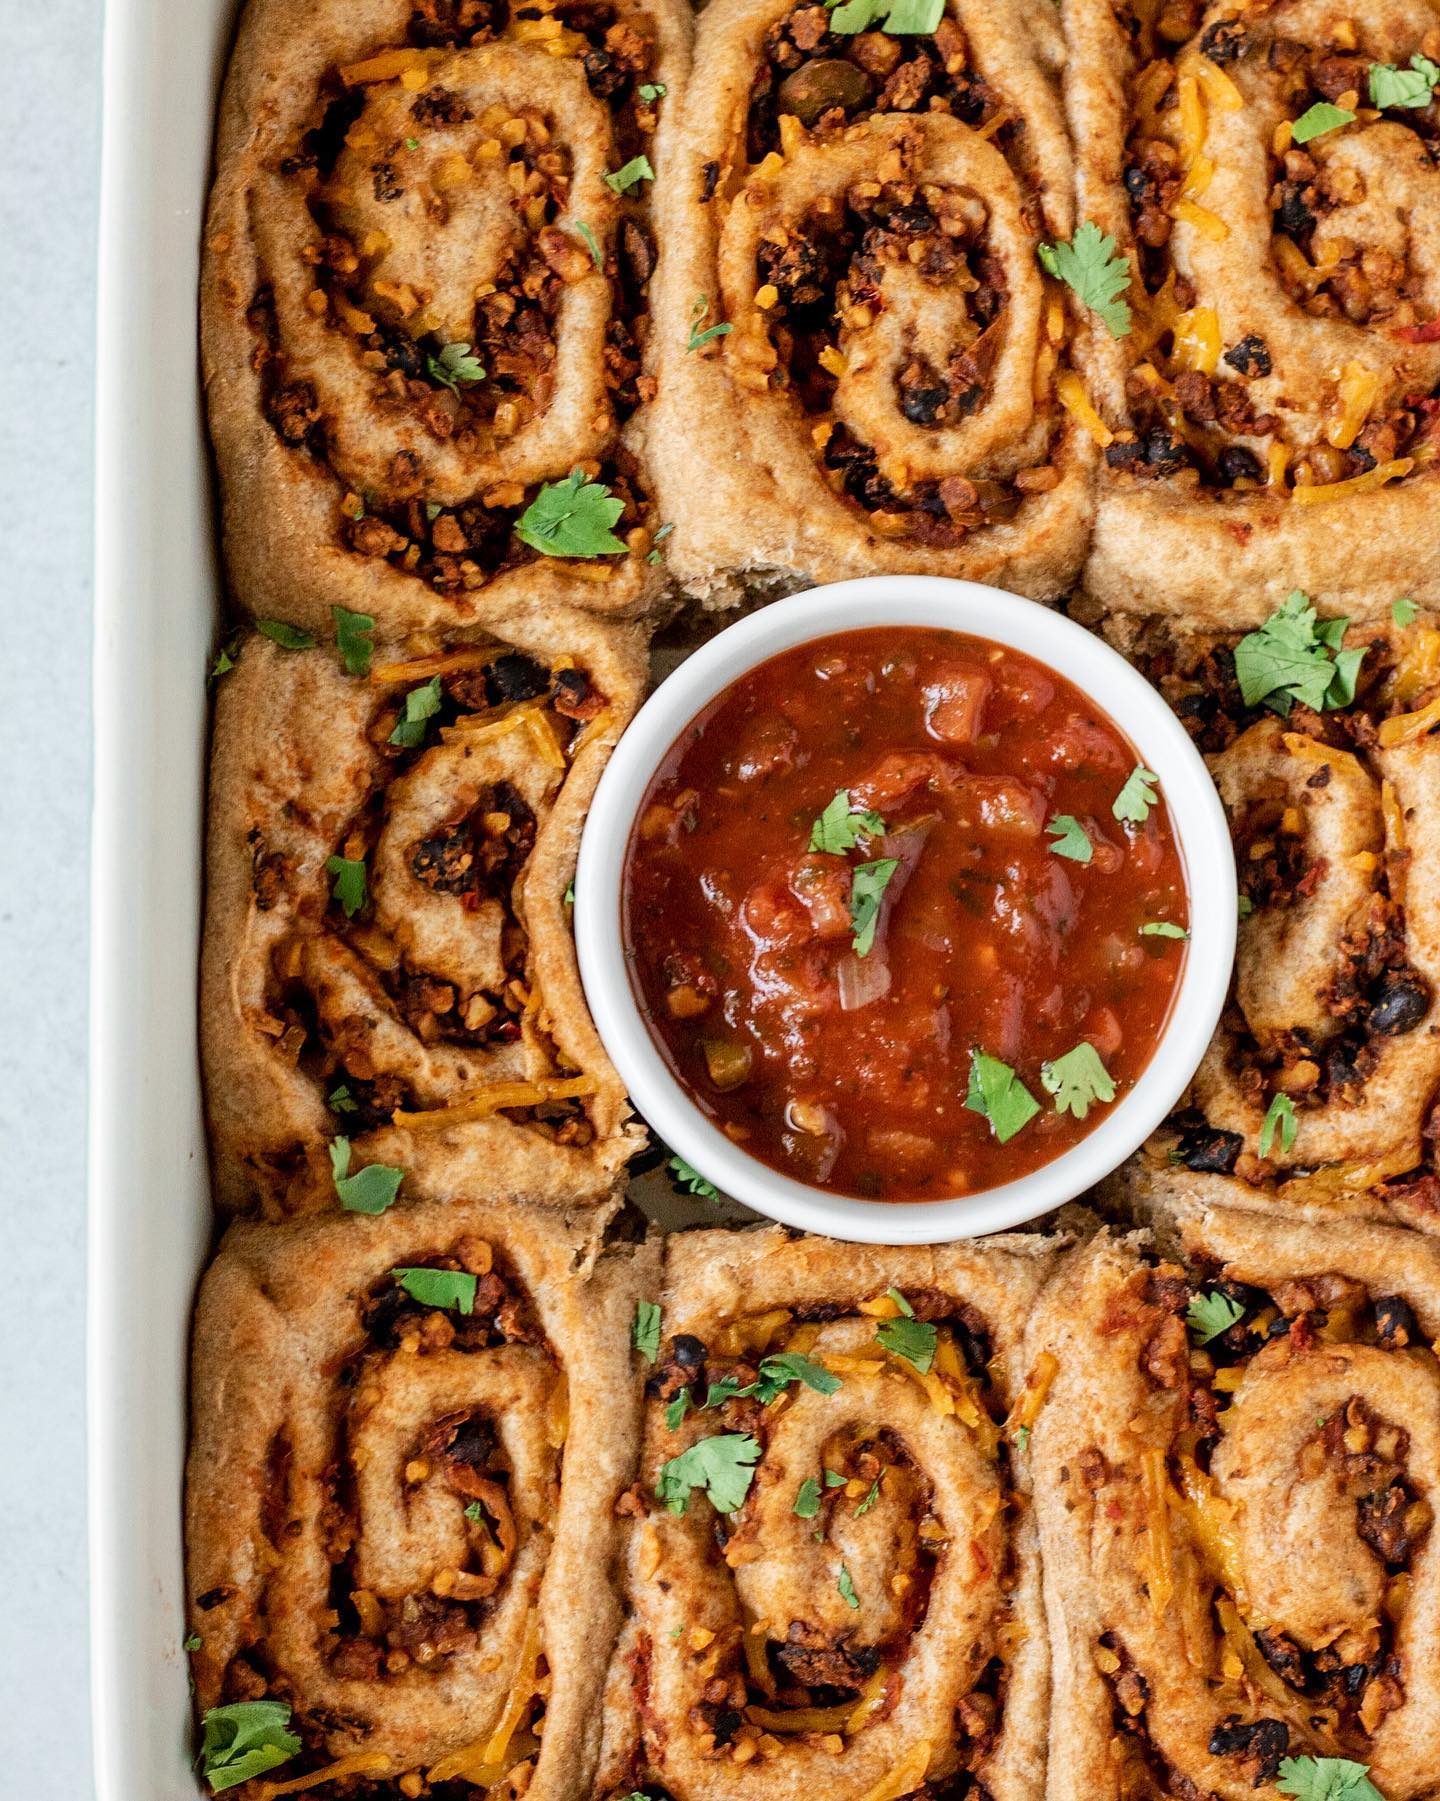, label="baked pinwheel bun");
[186,1193,659,1797]
[1030,1197,1440,1801]
[1114,604,1440,1225]
[1066,0,1440,624]
[202,613,646,1216]
[203,0,689,637]
[594,1224,1063,1800]
[637,0,1095,605]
